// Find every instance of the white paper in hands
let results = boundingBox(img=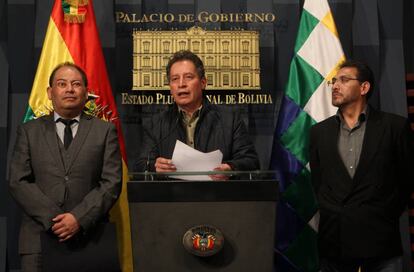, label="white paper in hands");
[171,140,223,180]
